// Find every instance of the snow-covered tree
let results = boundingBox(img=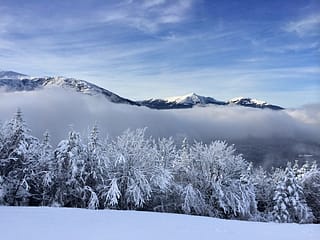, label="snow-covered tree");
[35,131,54,206]
[50,130,86,207]
[272,163,313,223]
[102,129,171,210]
[82,126,108,209]
[176,140,257,219]
[0,110,40,205]
[150,137,175,212]
[301,162,320,223]
[0,112,318,224]
[251,167,274,221]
